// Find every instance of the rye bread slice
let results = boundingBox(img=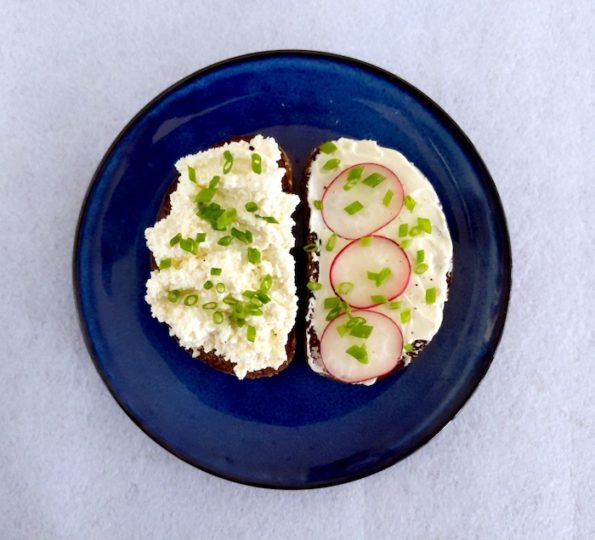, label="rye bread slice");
[150,137,297,379]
